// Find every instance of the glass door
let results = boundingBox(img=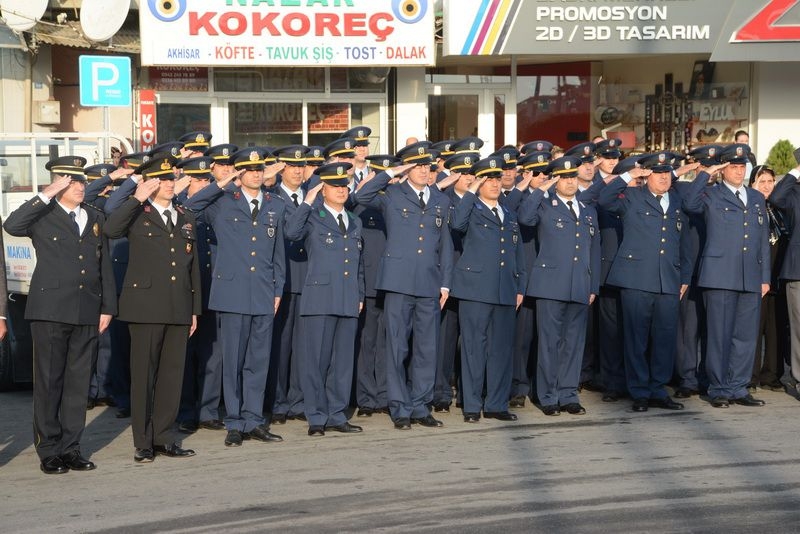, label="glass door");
[427,89,513,153]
